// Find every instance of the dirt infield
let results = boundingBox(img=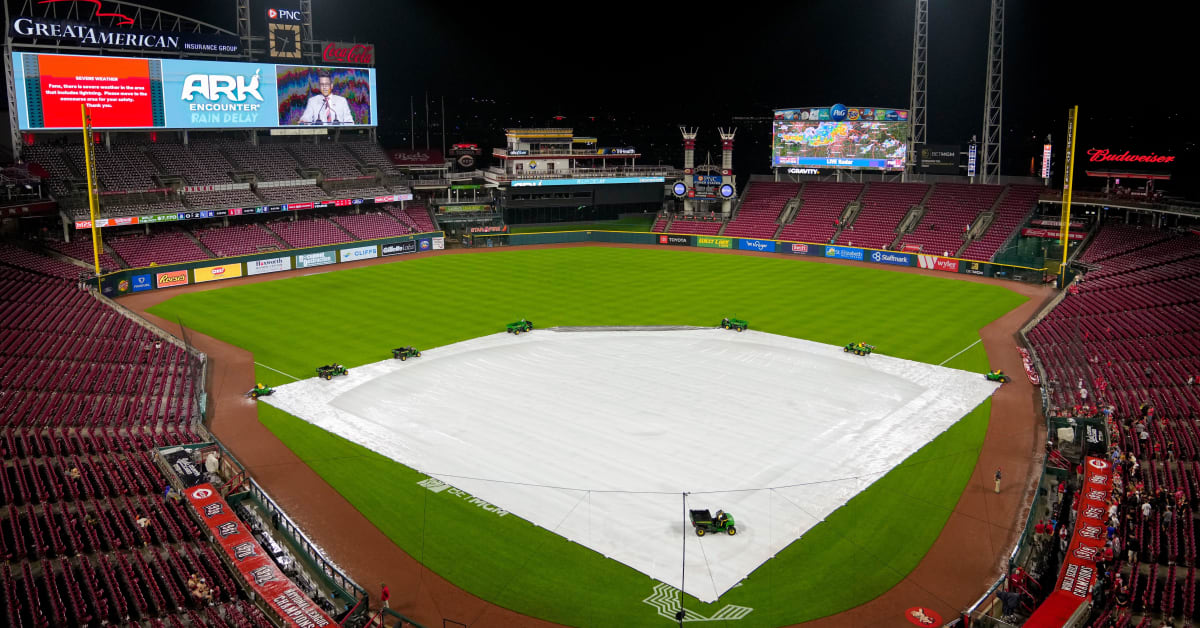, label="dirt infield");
[120,242,1053,627]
